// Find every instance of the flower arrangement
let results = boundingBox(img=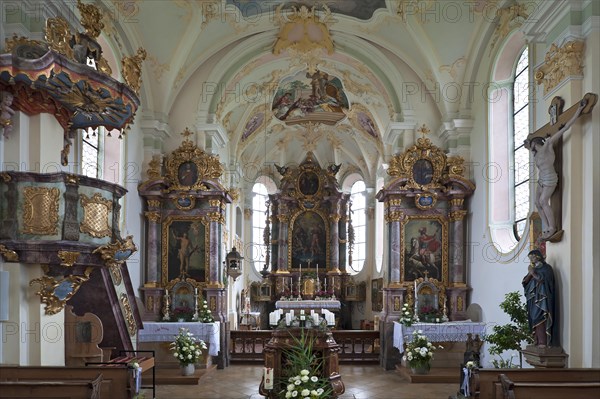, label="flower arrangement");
[399,302,416,326]
[278,331,333,398]
[402,330,443,371]
[314,290,335,300]
[172,306,194,322]
[170,327,207,366]
[416,305,447,323]
[194,299,214,323]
